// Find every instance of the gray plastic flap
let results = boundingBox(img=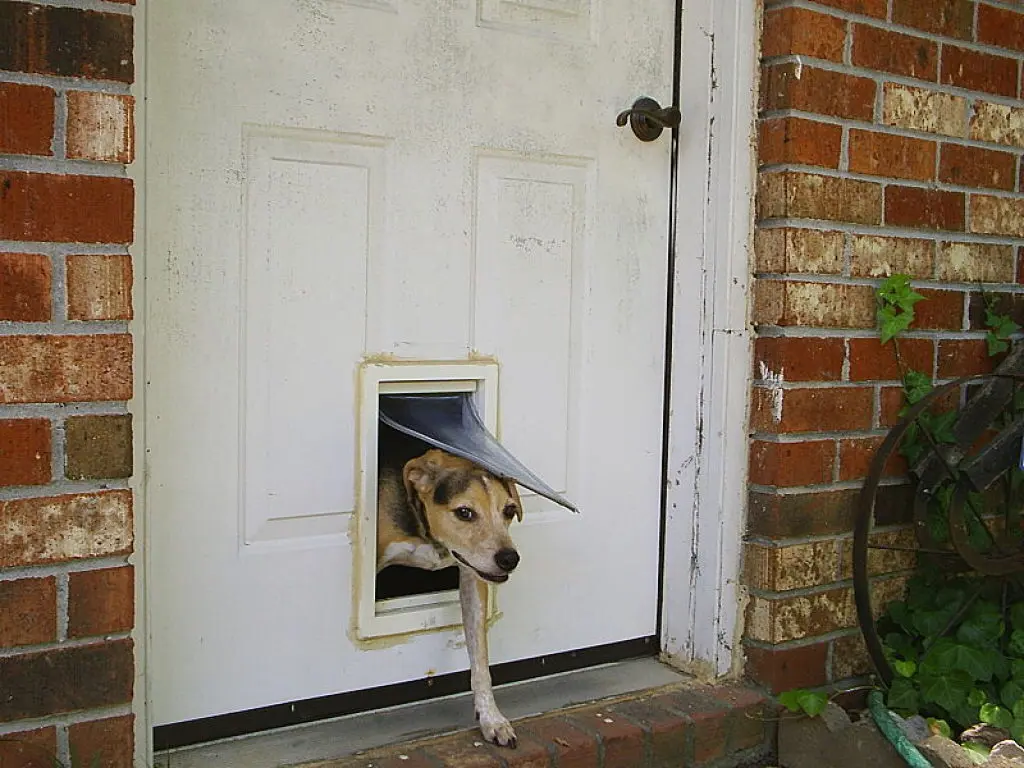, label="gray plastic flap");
[379,393,578,513]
